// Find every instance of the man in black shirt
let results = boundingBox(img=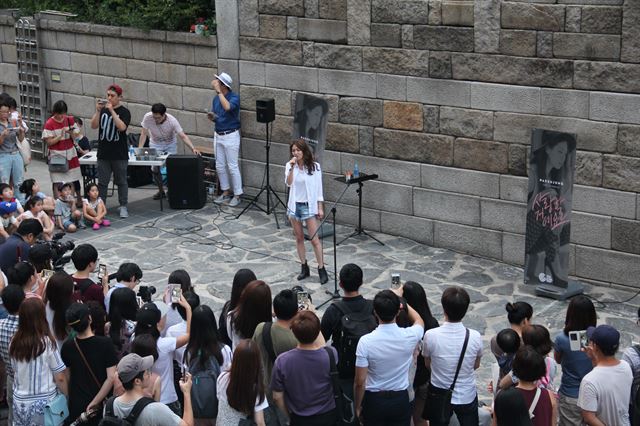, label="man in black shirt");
[90,84,131,218]
[0,218,42,274]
